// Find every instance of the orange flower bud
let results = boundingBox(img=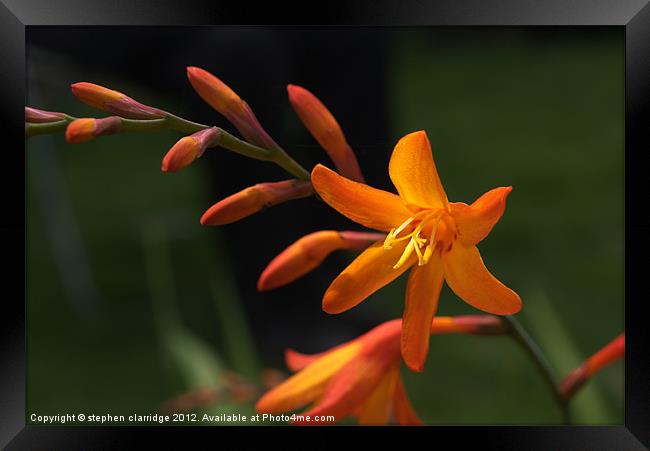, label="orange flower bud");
[65,117,122,144]
[71,82,165,119]
[430,315,506,335]
[287,84,364,182]
[25,107,66,123]
[161,127,221,172]
[560,333,624,400]
[200,179,313,226]
[186,66,278,149]
[257,230,385,291]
